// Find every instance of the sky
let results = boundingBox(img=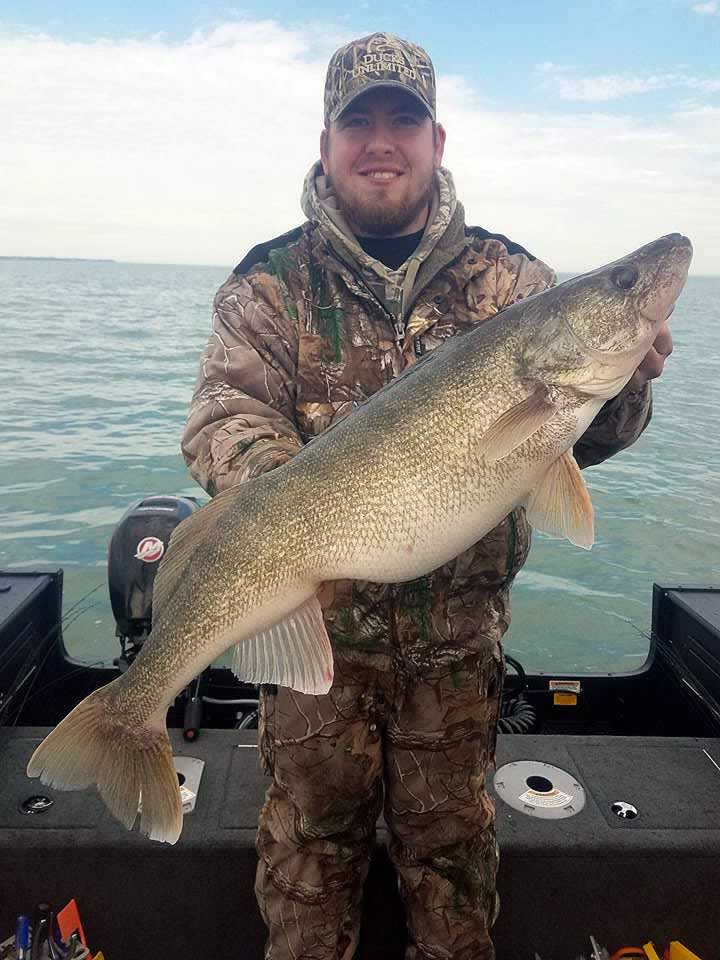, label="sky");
[1,1,718,273]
